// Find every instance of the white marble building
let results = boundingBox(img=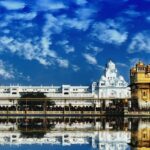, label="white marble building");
[0,60,131,107]
[96,60,131,99]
